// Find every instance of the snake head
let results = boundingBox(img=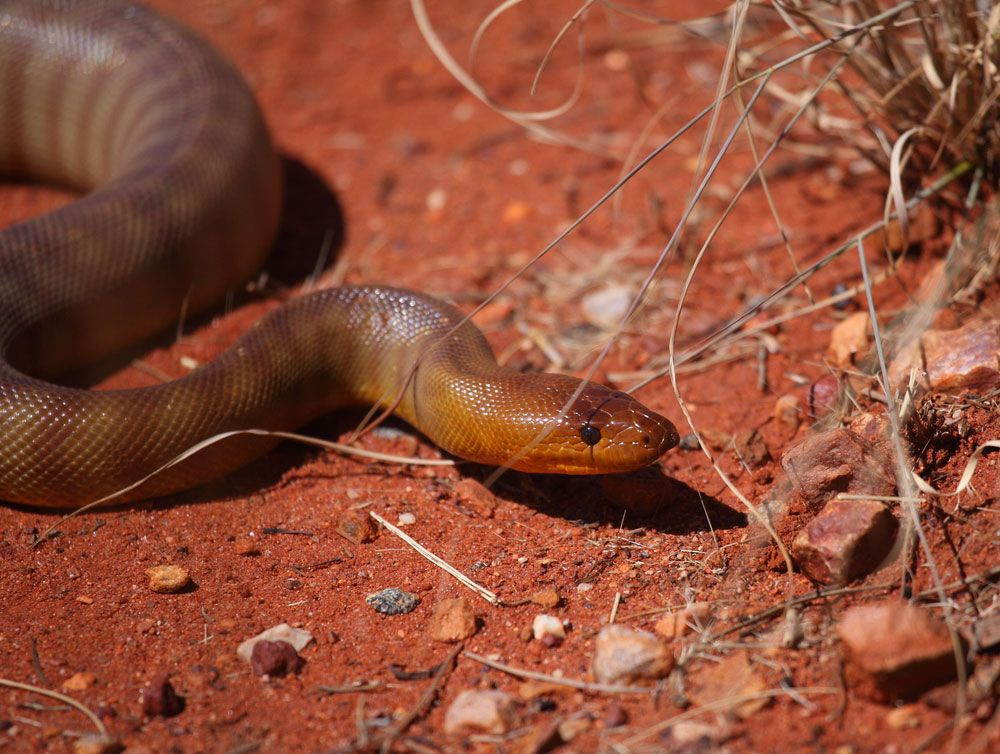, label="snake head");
[506,377,679,475]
